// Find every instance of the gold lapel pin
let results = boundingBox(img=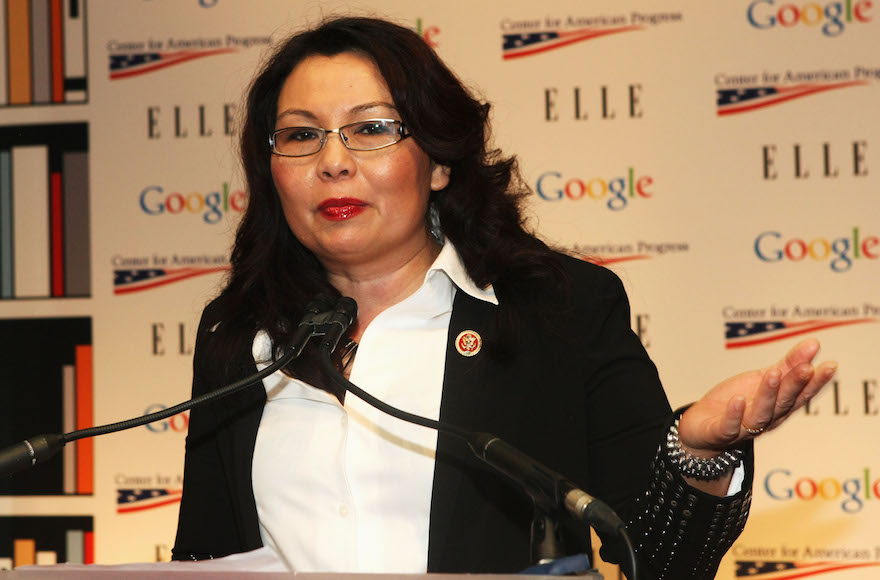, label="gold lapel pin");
[455,330,482,357]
